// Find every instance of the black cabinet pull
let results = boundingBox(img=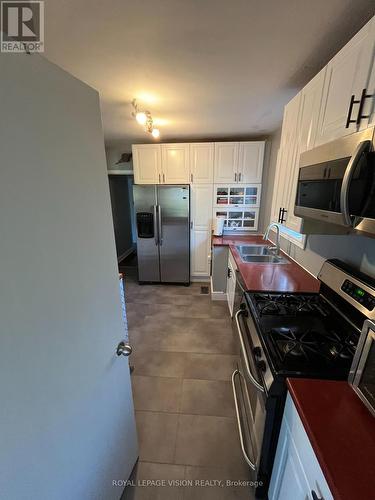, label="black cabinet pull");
[227,267,232,278]
[311,490,323,500]
[345,94,360,128]
[280,208,288,224]
[356,87,374,125]
[277,207,282,223]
